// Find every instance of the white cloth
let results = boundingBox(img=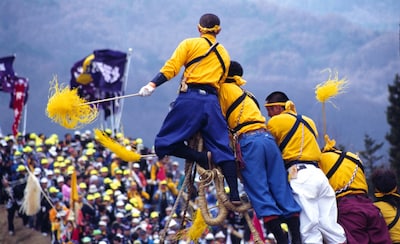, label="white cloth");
[290,164,346,244]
